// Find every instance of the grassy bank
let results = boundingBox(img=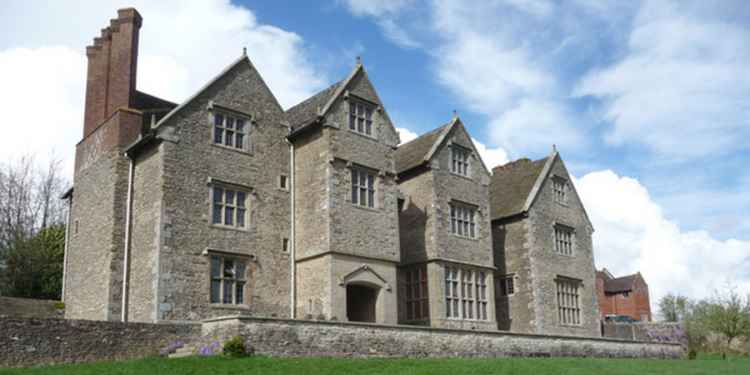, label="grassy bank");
[2,355,749,375]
